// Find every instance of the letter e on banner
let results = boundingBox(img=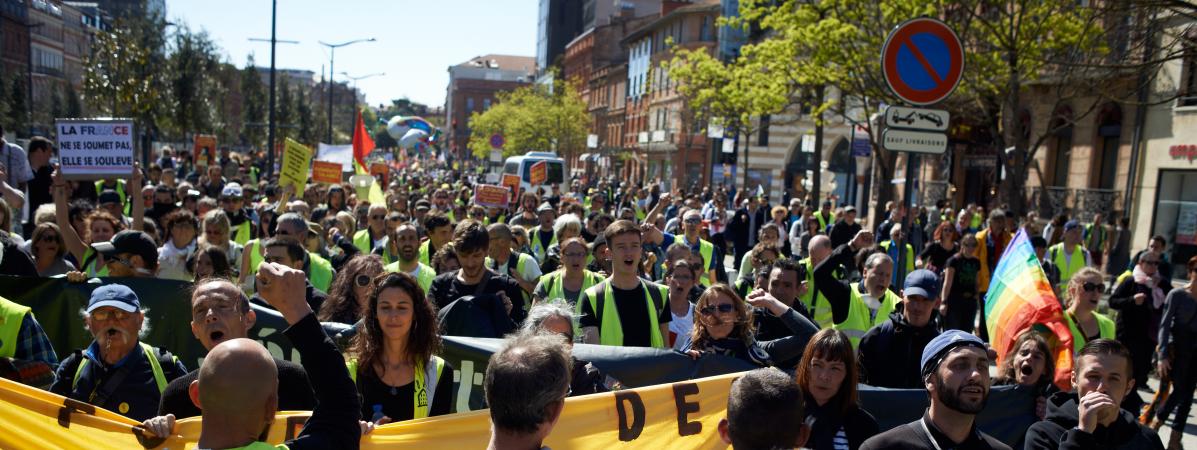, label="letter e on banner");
[615,390,645,441]
[672,382,702,436]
